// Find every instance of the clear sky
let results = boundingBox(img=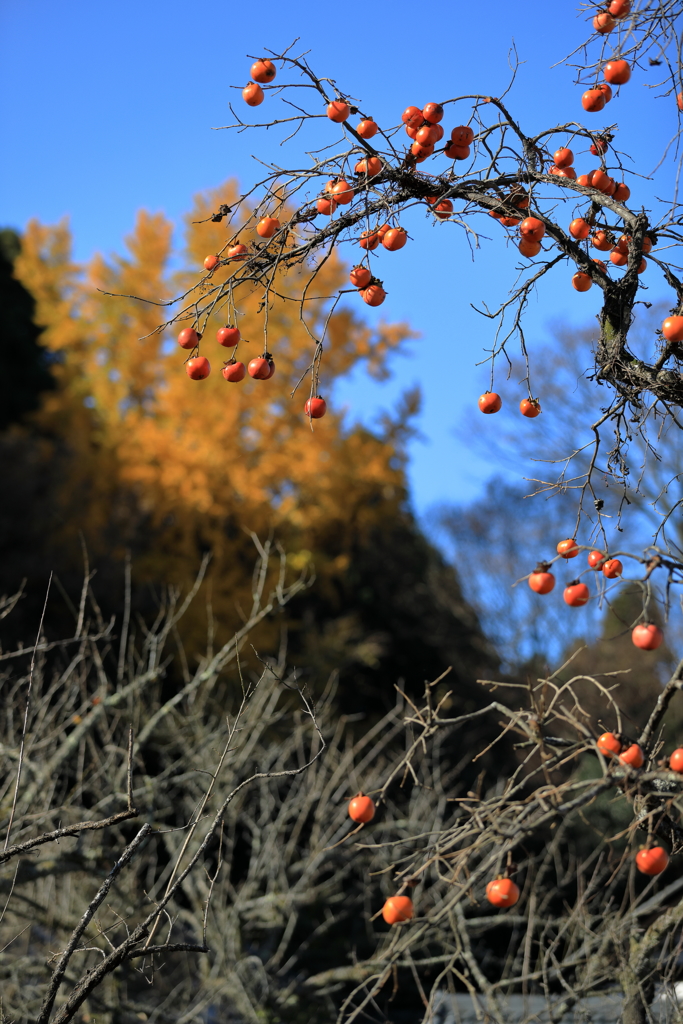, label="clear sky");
[0,0,674,517]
